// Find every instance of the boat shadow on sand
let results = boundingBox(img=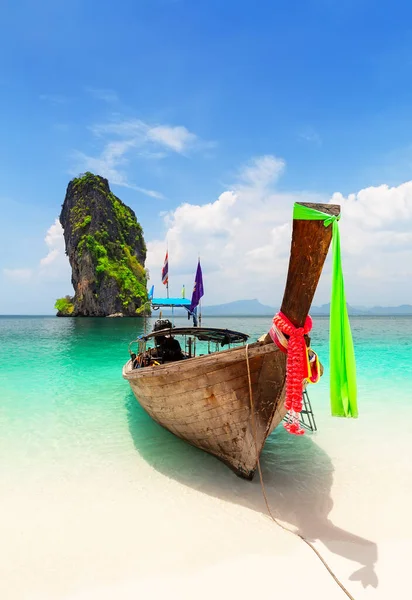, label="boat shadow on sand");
[125,393,378,590]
